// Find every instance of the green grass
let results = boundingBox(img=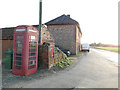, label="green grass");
[92,46,120,53]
